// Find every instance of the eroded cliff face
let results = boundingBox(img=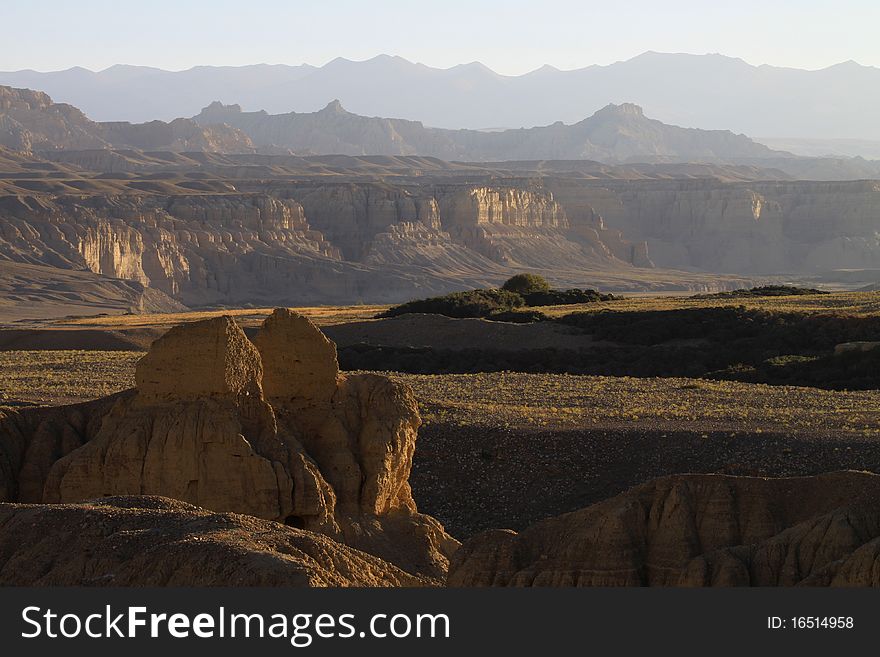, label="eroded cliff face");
[547,178,880,273]
[282,182,442,261]
[436,186,568,230]
[0,175,744,311]
[267,181,635,272]
[0,193,345,305]
[431,185,600,268]
[448,471,880,587]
